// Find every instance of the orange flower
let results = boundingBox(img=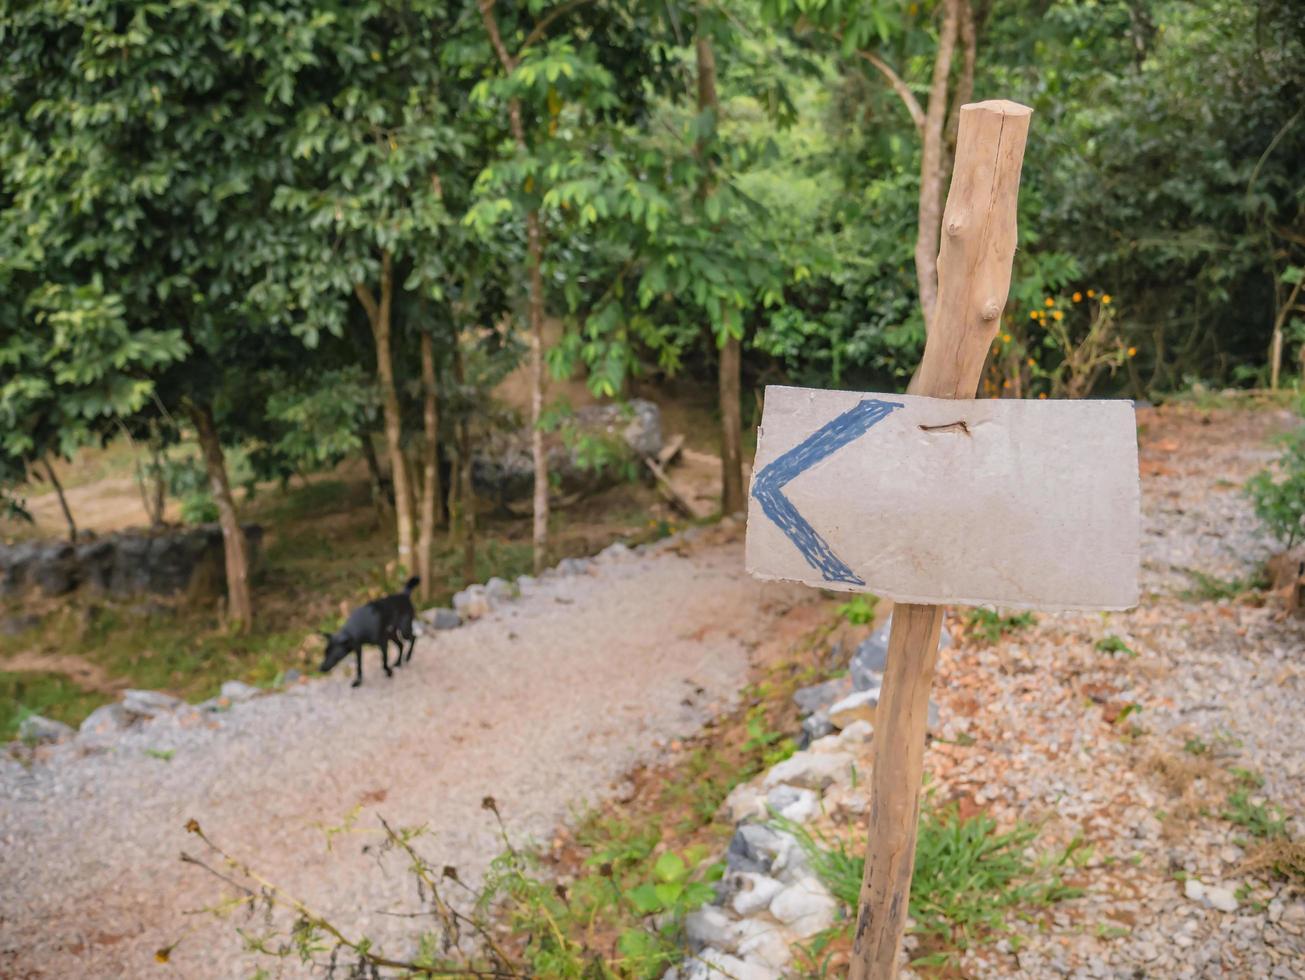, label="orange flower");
[1038,392,1048,399]
[1127,346,1137,357]
[1029,310,1039,320]
[1001,333,1012,342]
[1052,310,1064,321]
[1026,357,1036,367]
[1002,380,1011,389]
[1072,291,1082,302]
[1101,294,1112,305]
[1087,289,1096,298]
[1044,297,1055,307]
